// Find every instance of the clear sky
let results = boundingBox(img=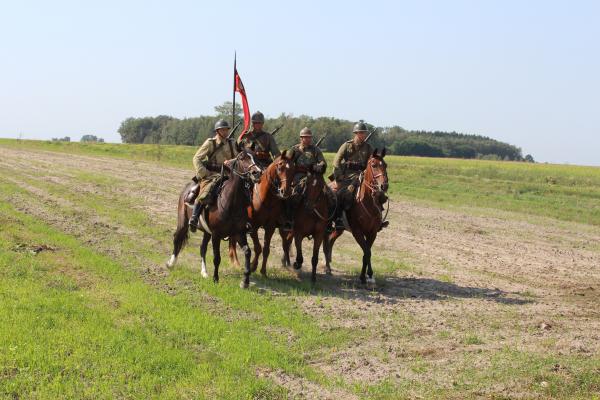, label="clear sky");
[1,0,598,165]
